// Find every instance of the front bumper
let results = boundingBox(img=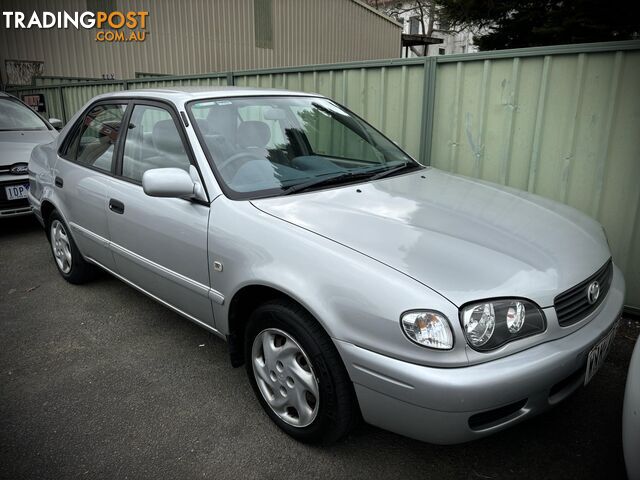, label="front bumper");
[0,175,32,218]
[335,264,625,444]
